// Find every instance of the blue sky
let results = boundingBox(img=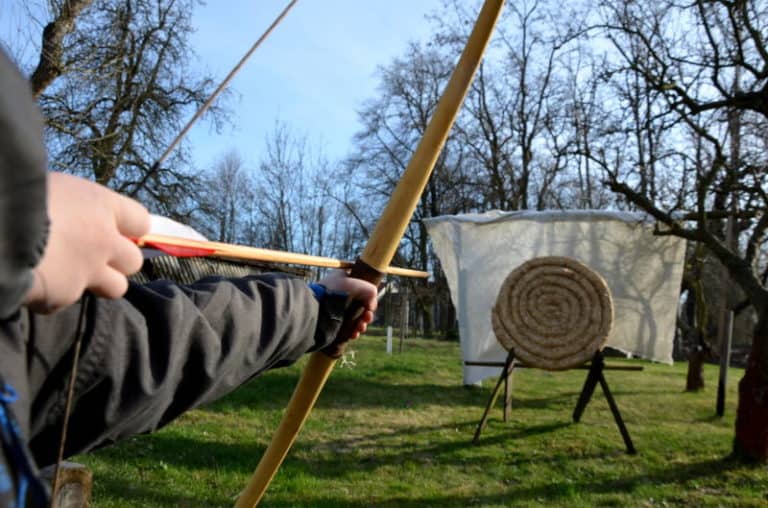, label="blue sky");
[0,0,449,170]
[186,0,451,169]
